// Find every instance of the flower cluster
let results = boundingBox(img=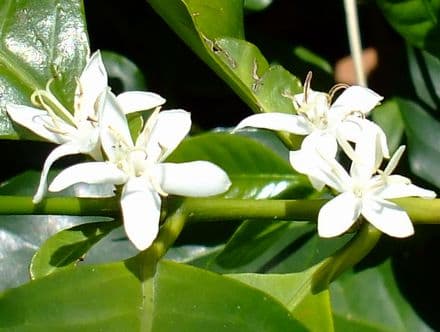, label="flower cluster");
[235,73,436,238]
[7,51,231,250]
